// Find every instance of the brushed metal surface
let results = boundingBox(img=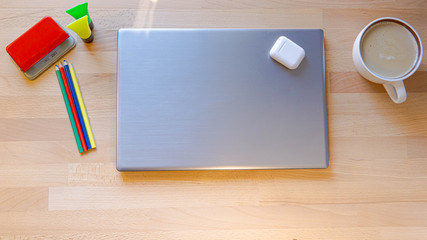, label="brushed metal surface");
[117,29,328,171]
